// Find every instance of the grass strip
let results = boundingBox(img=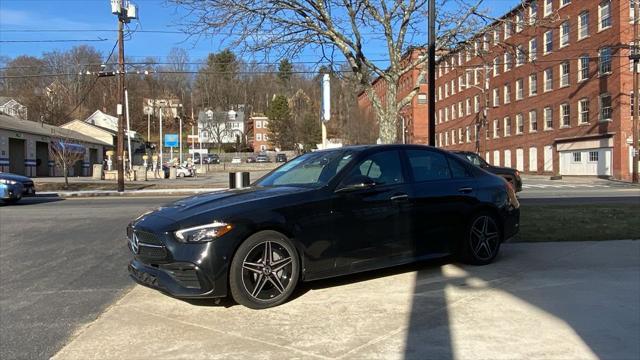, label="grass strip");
[512,203,640,242]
